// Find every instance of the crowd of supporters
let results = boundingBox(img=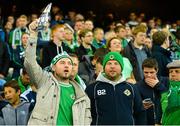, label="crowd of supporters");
[0,3,180,125]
